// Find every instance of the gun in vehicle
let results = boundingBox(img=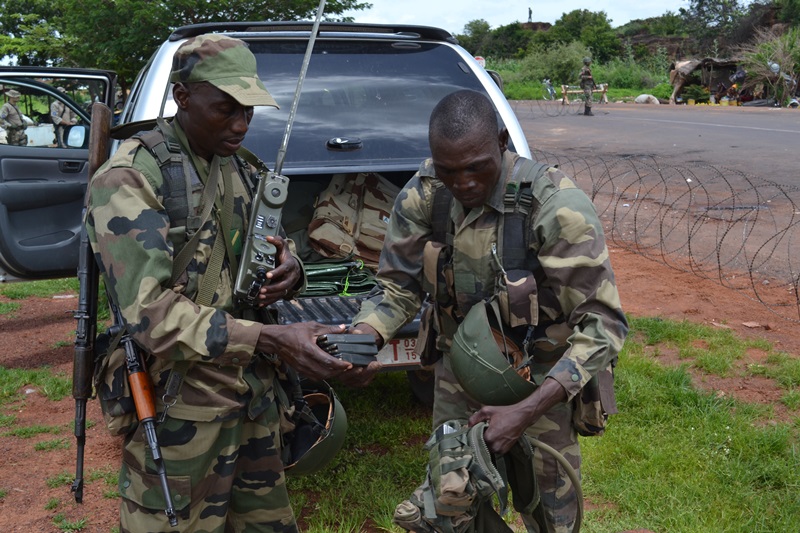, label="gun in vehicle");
[71,102,110,503]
